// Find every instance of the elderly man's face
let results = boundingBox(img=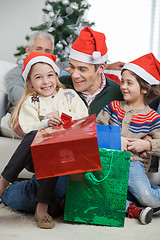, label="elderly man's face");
[69,58,102,95]
[26,38,53,55]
